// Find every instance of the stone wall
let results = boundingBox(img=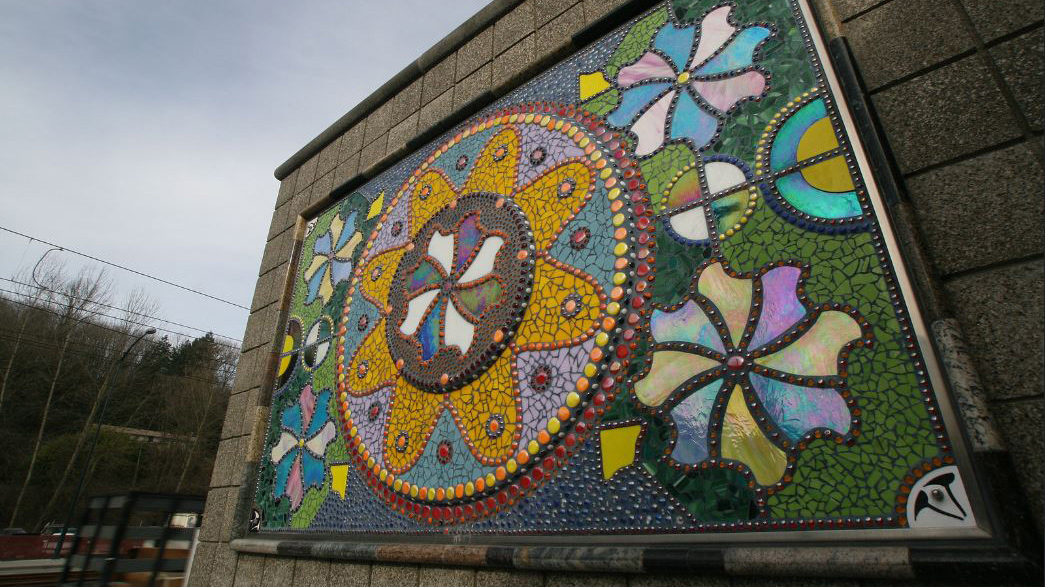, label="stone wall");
[186,0,1044,585]
[837,0,1043,530]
